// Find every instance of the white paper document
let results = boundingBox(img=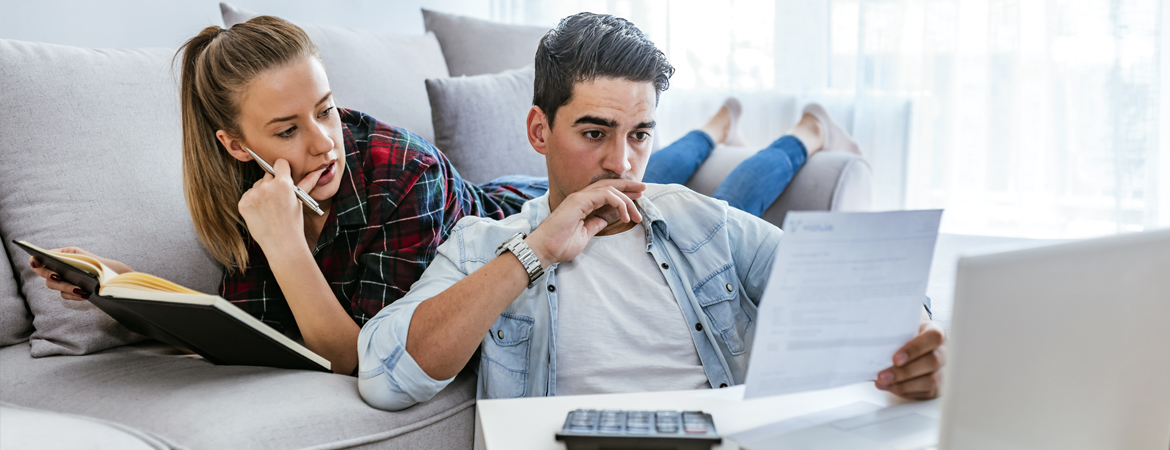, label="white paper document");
[743,210,942,398]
